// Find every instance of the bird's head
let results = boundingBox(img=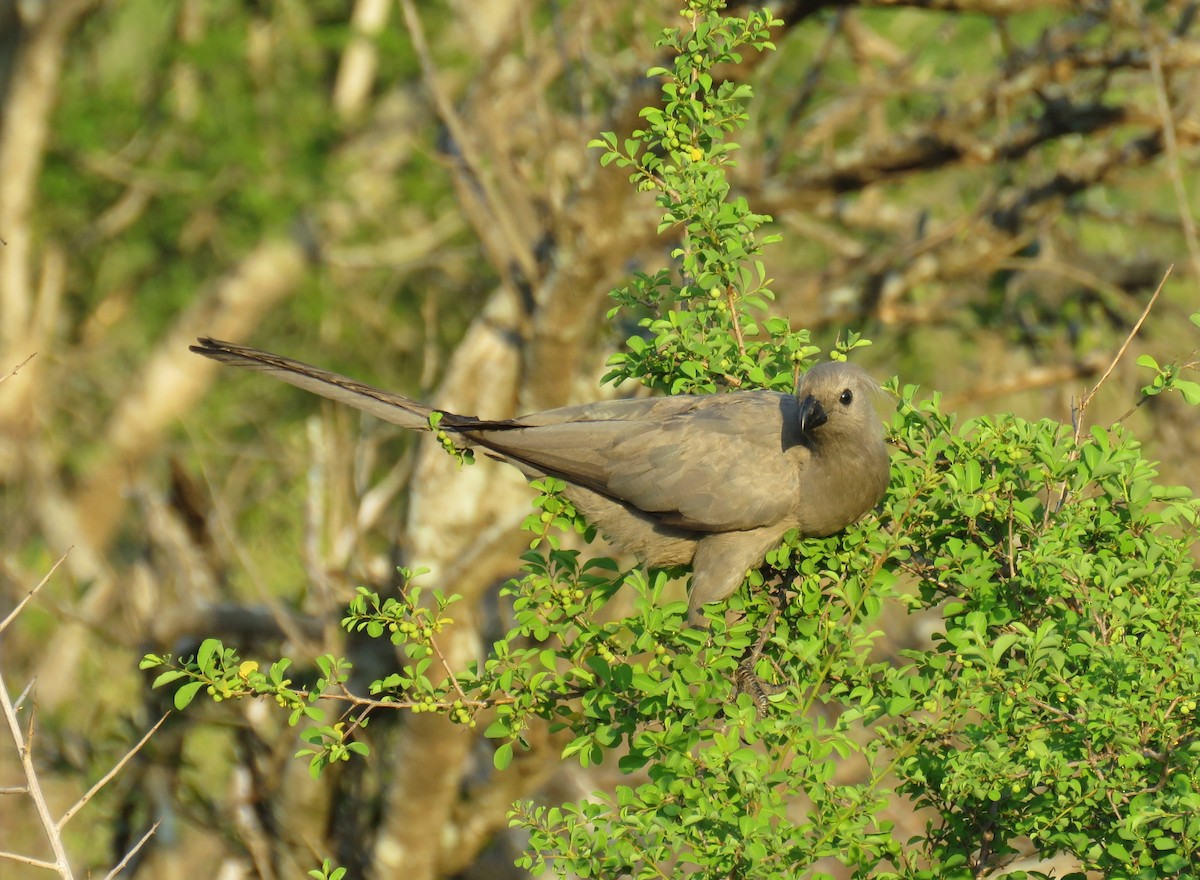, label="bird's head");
[795,361,886,446]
